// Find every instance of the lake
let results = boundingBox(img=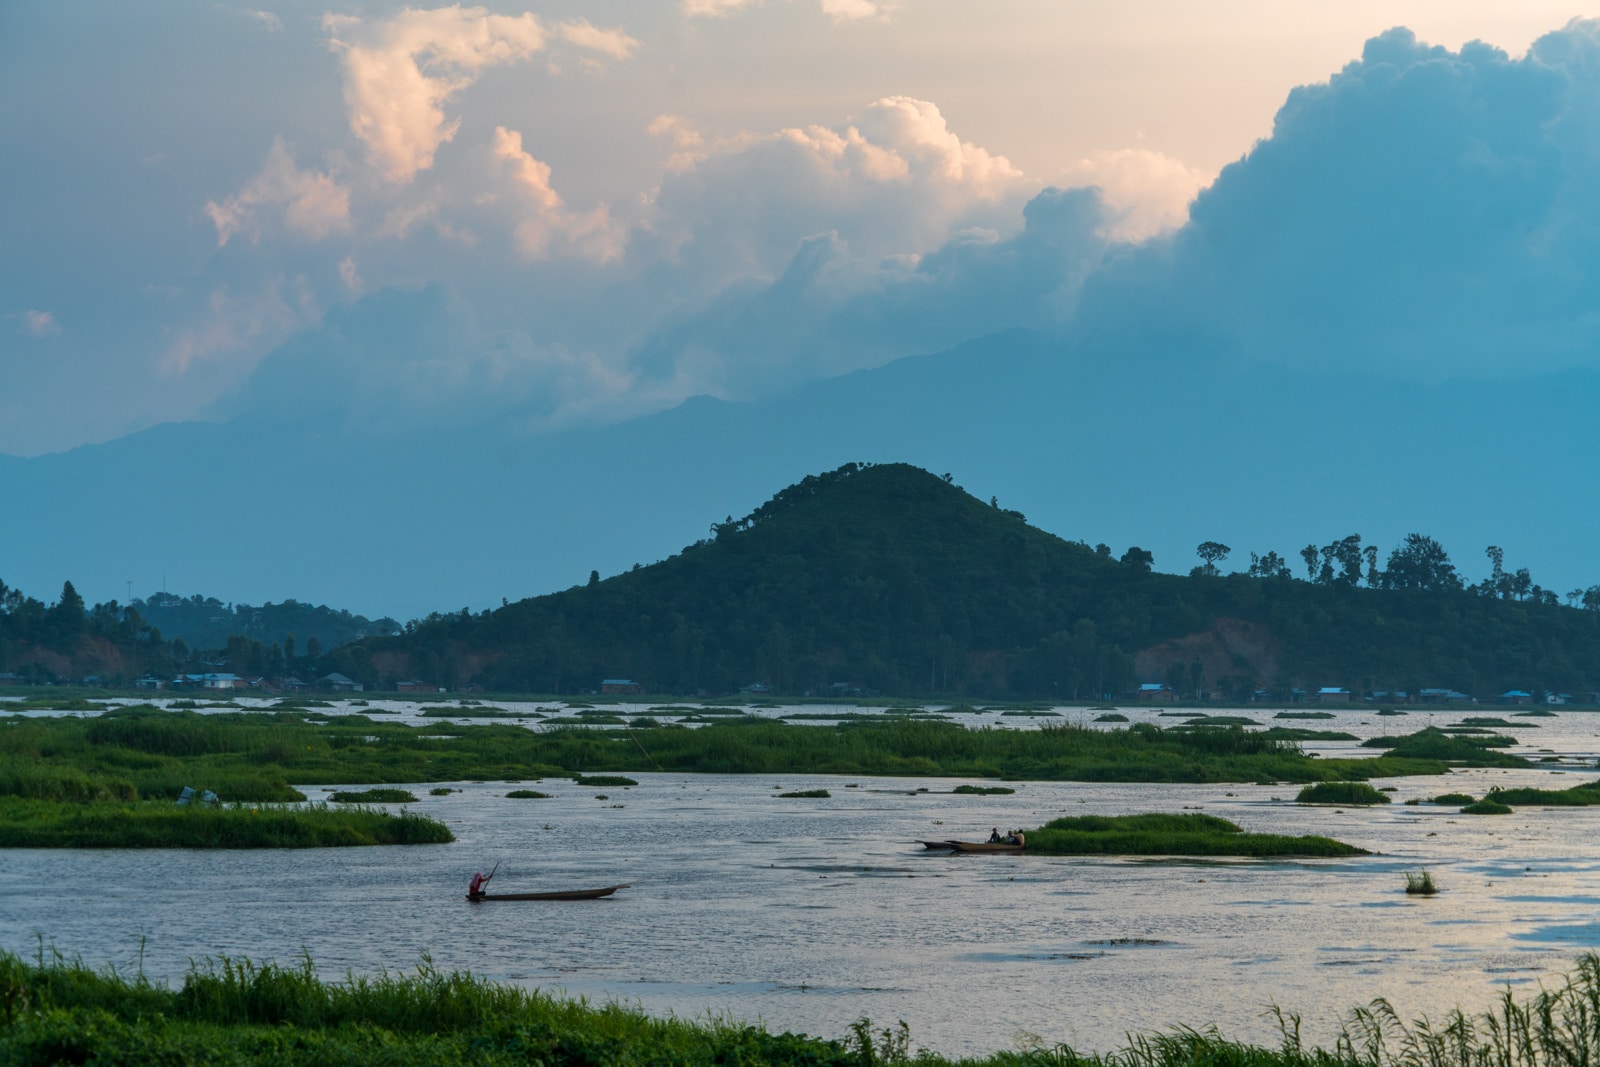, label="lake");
[3,698,1600,1057]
